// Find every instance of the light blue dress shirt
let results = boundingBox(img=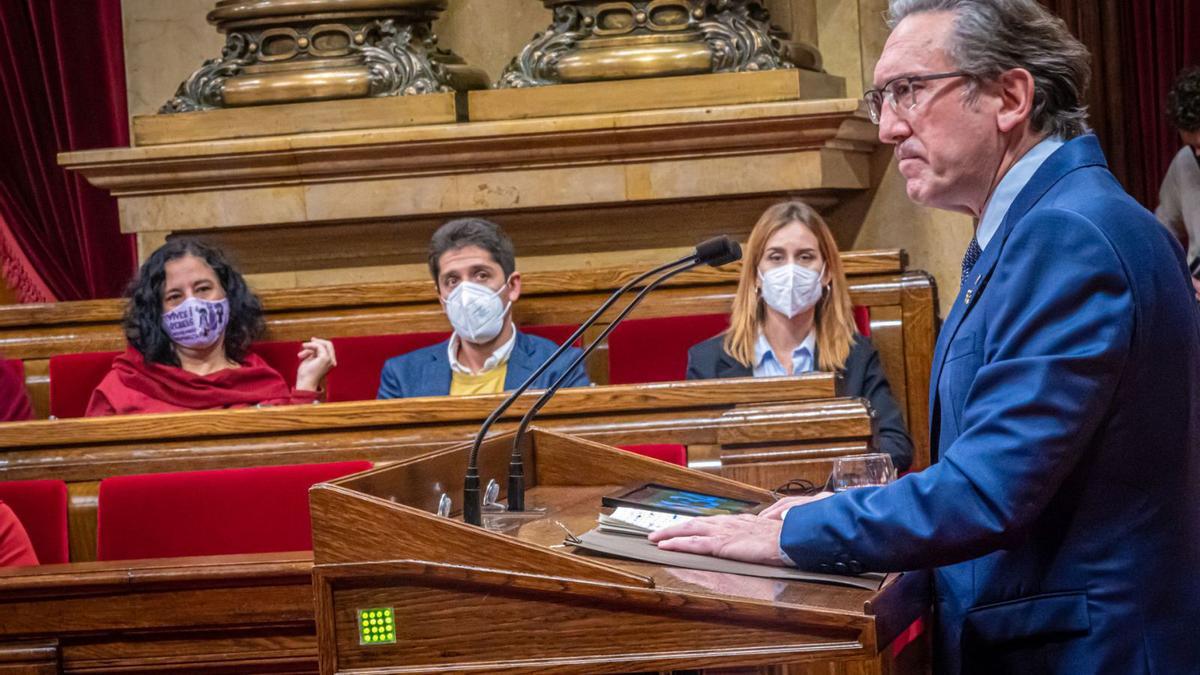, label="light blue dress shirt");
[753,330,817,377]
[976,136,1065,252]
